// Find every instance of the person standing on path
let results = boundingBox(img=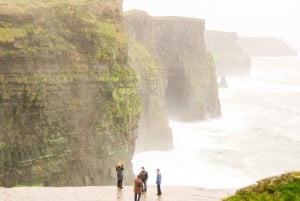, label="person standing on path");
[134,174,143,201]
[116,161,124,189]
[139,167,148,193]
[156,168,162,195]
